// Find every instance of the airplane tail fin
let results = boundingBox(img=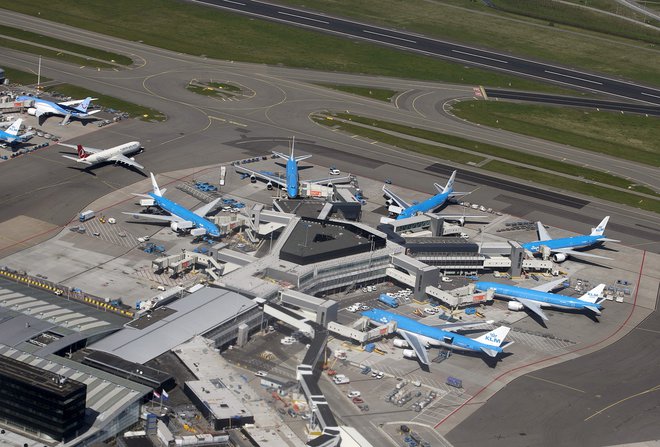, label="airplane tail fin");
[590,216,609,236]
[150,173,163,197]
[475,326,511,347]
[76,144,90,159]
[579,284,605,303]
[6,118,22,136]
[442,170,457,194]
[76,97,92,113]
